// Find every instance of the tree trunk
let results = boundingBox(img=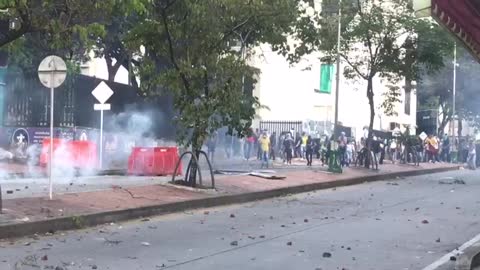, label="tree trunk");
[367,77,375,143]
[438,104,451,136]
[364,77,375,168]
[457,117,463,162]
[105,56,121,82]
[187,128,204,187]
